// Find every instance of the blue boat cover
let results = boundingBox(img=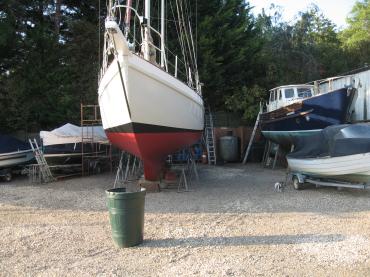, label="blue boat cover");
[287,123,370,158]
[0,134,31,154]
